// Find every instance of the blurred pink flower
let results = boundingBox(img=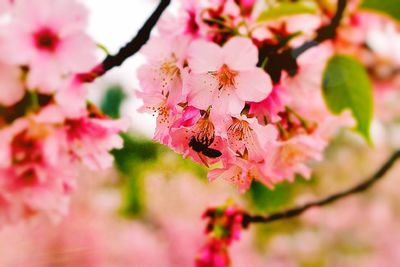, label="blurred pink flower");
[3,0,96,93]
[0,63,24,107]
[0,116,73,225]
[65,105,128,170]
